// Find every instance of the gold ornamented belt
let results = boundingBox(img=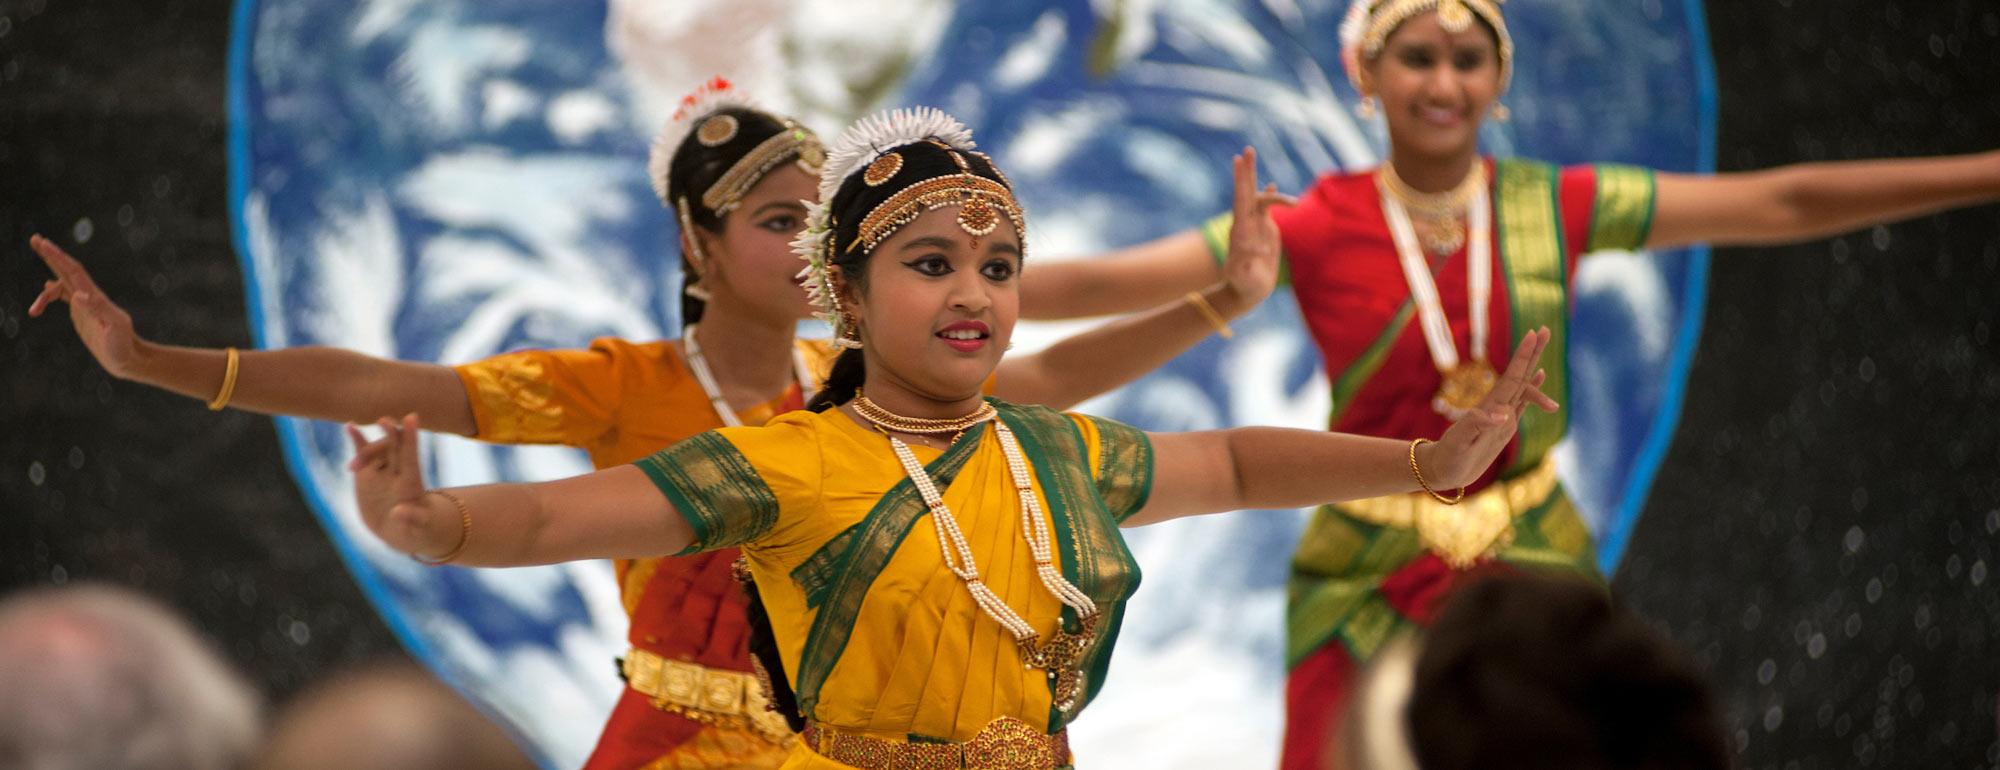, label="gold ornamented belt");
[803,717,1072,770]
[621,649,794,744]
[1336,457,1558,569]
